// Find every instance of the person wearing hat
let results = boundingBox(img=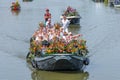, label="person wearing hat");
[44,9,51,23]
